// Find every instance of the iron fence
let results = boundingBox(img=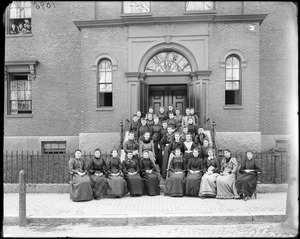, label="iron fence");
[3,151,289,184]
[3,151,111,184]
